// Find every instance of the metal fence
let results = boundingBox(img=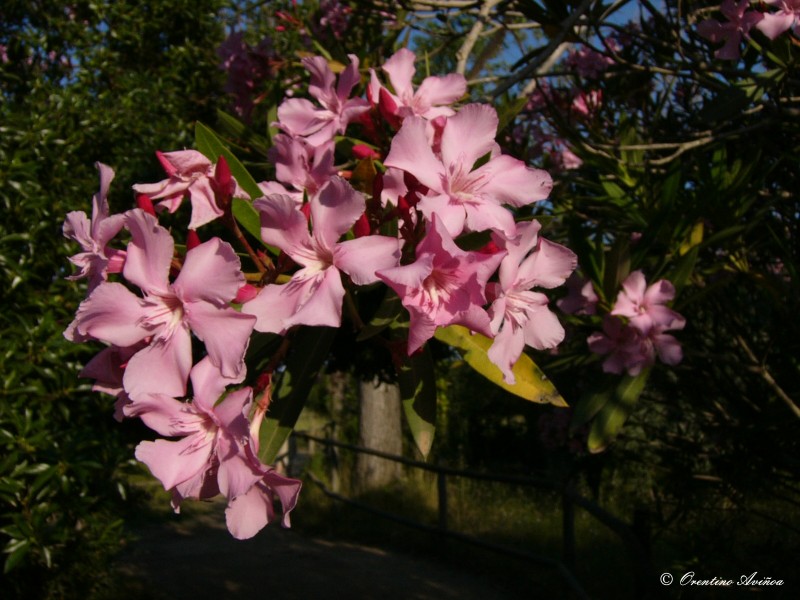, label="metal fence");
[289,430,662,600]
